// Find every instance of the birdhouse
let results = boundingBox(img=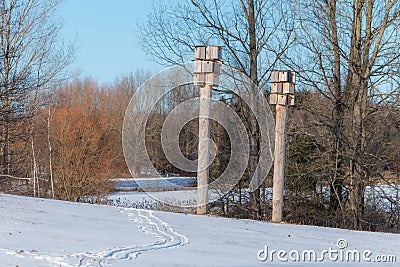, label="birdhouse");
[279,71,292,82]
[206,73,220,86]
[271,71,280,83]
[194,61,203,73]
[194,61,221,74]
[202,61,214,73]
[271,70,296,83]
[288,94,295,106]
[283,83,295,94]
[206,46,222,60]
[272,83,283,94]
[270,94,278,105]
[213,61,222,74]
[277,94,287,105]
[194,46,206,60]
[270,70,296,106]
[194,73,206,86]
[194,46,222,87]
